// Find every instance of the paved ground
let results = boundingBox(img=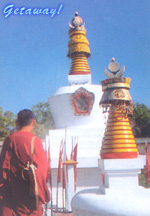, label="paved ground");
[53,213,73,216]
[46,209,73,216]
